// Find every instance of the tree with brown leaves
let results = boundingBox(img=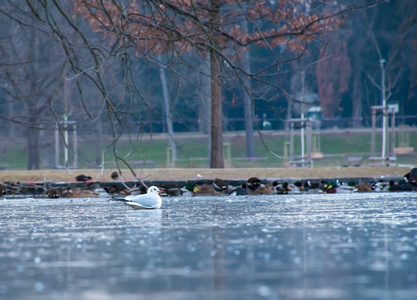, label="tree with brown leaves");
[0,0,385,170]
